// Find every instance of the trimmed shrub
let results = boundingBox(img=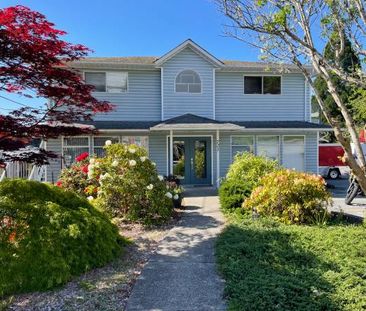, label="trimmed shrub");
[219,179,252,212]
[90,143,173,225]
[243,169,331,224]
[219,153,279,211]
[0,179,123,297]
